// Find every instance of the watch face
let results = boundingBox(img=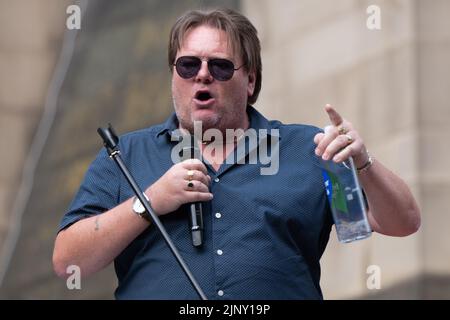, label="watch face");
[133,198,145,214]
